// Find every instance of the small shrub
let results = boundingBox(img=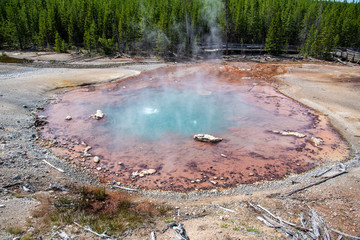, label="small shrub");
[6,226,24,235]
[21,233,36,240]
[220,224,228,228]
[246,227,259,233]
[57,197,71,205]
[165,219,174,223]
